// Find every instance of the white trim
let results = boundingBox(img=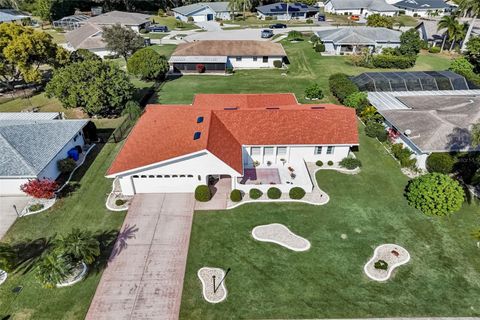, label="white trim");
[56,262,88,287]
[0,270,7,285]
[363,244,411,282]
[251,223,311,252]
[197,267,227,304]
